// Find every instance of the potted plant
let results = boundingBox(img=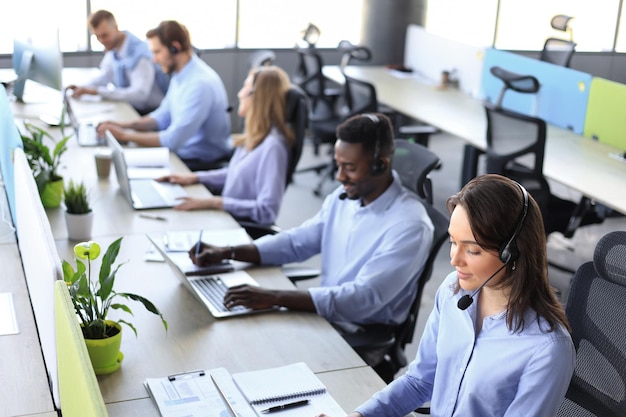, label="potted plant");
[64,180,94,241]
[61,238,168,374]
[20,120,71,208]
